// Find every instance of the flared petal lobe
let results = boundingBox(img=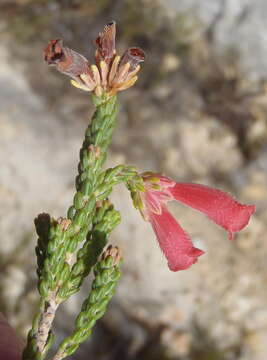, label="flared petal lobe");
[148,206,204,271]
[170,183,255,240]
